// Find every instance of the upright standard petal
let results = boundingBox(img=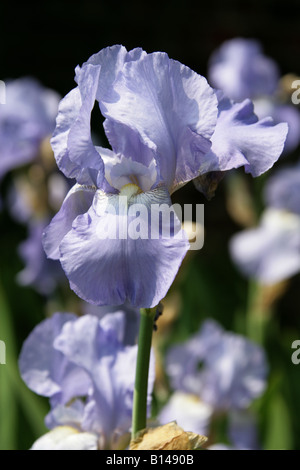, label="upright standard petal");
[50,88,98,184]
[76,45,146,104]
[101,52,218,192]
[51,70,104,186]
